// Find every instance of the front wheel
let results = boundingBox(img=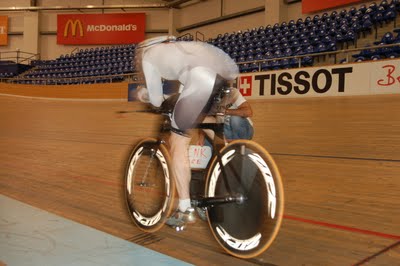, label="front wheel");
[124,138,176,232]
[205,140,284,258]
